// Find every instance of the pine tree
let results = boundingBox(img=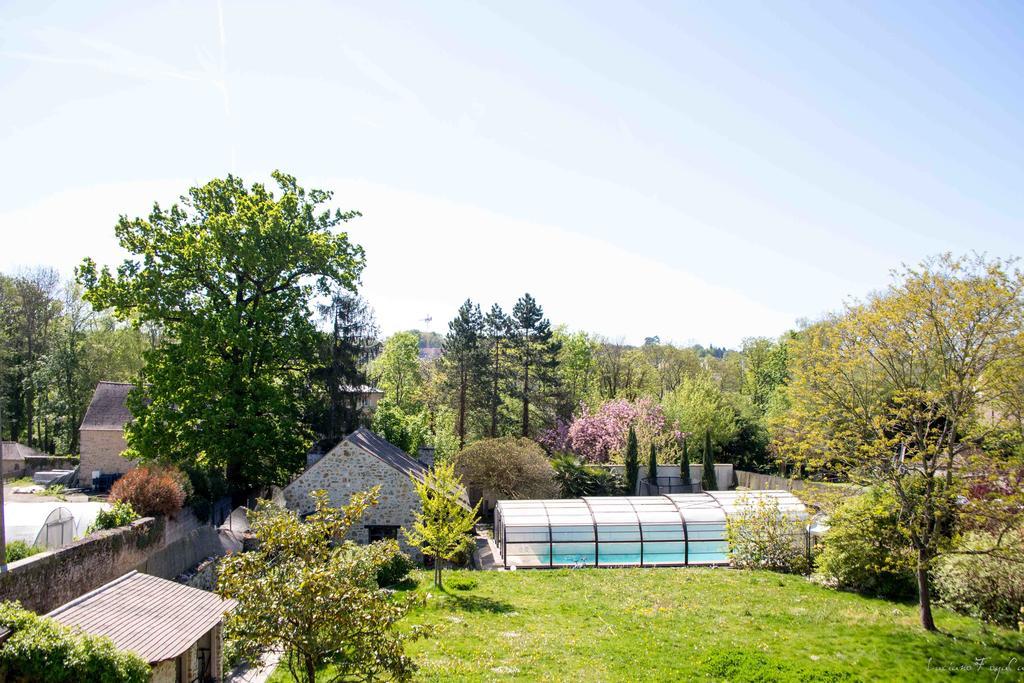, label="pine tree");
[482,304,511,437]
[441,299,485,449]
[647,442,658,483]
[509,293,561,437]
[624,426,639,495]
[702,429,716,491]
[680,438,691,486]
